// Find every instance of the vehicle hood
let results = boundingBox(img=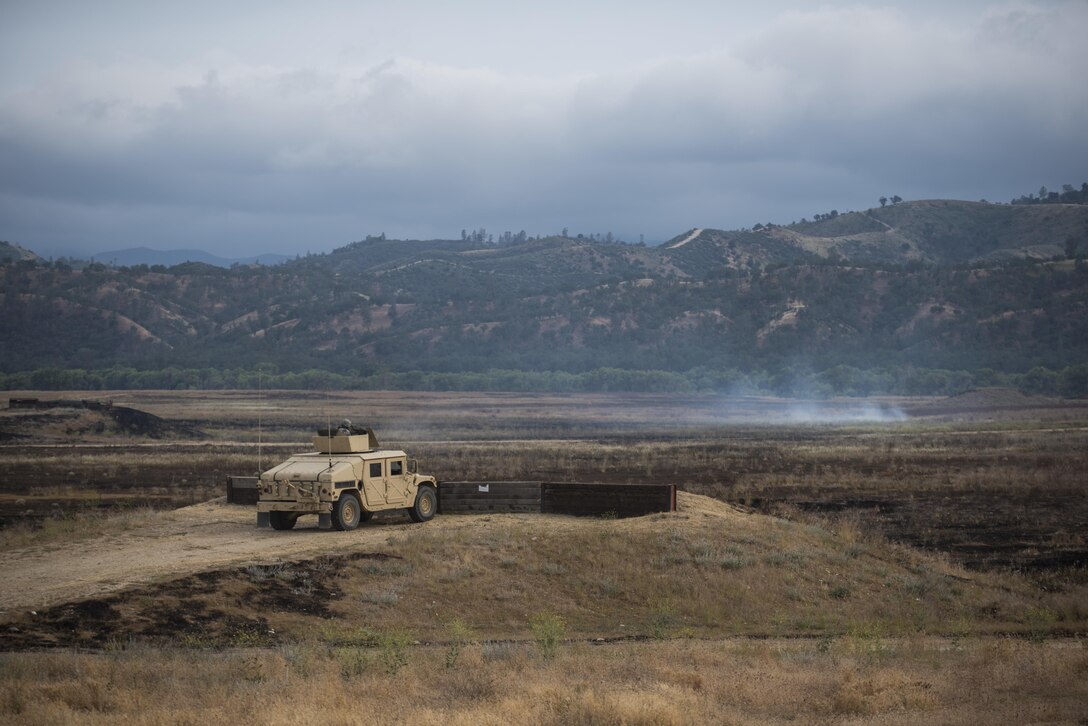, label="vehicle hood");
[261,457,355,483]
